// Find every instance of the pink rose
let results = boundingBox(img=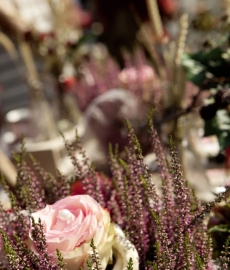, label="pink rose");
[27,195,116,270]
